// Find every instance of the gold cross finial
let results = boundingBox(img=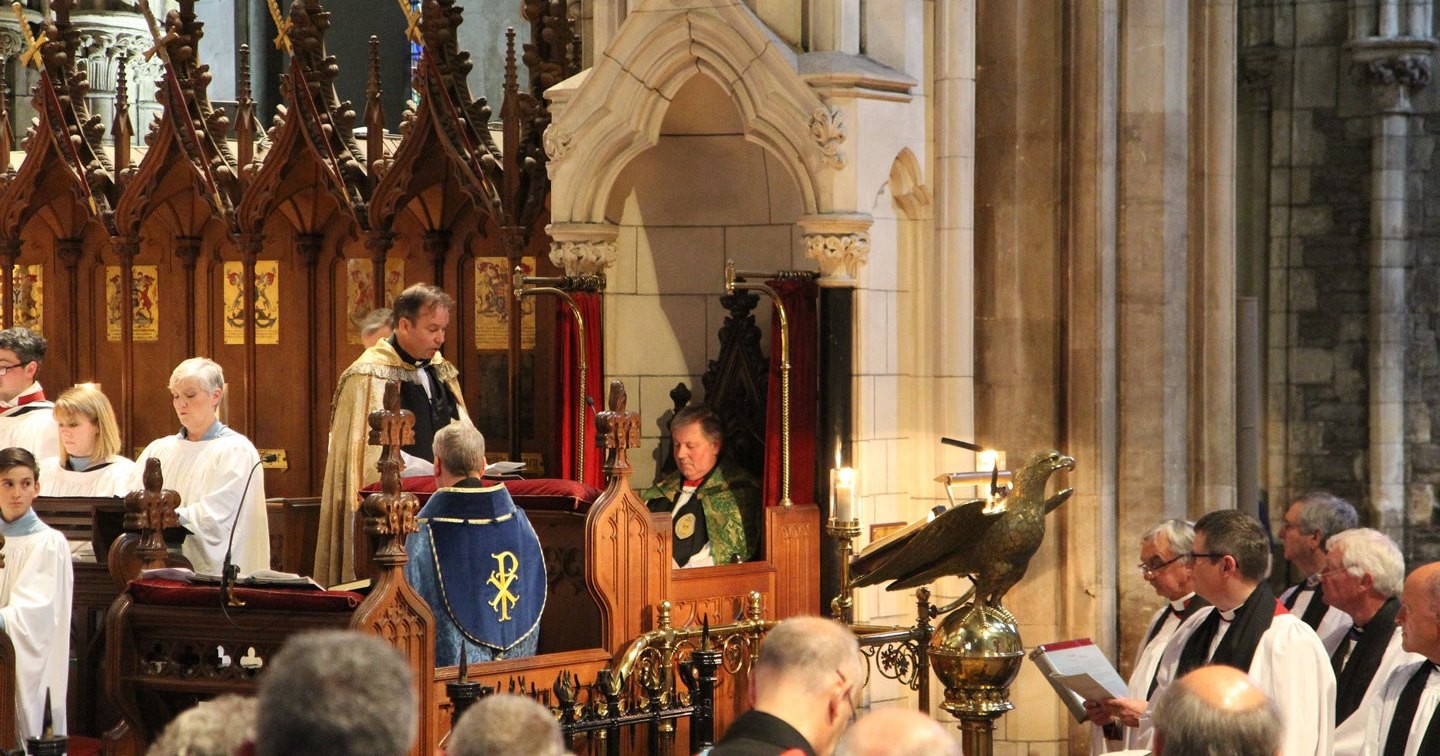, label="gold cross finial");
[10,3,47,71]
[396,0,421,45]
[265,0,293,55]
[136,0,177,63]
